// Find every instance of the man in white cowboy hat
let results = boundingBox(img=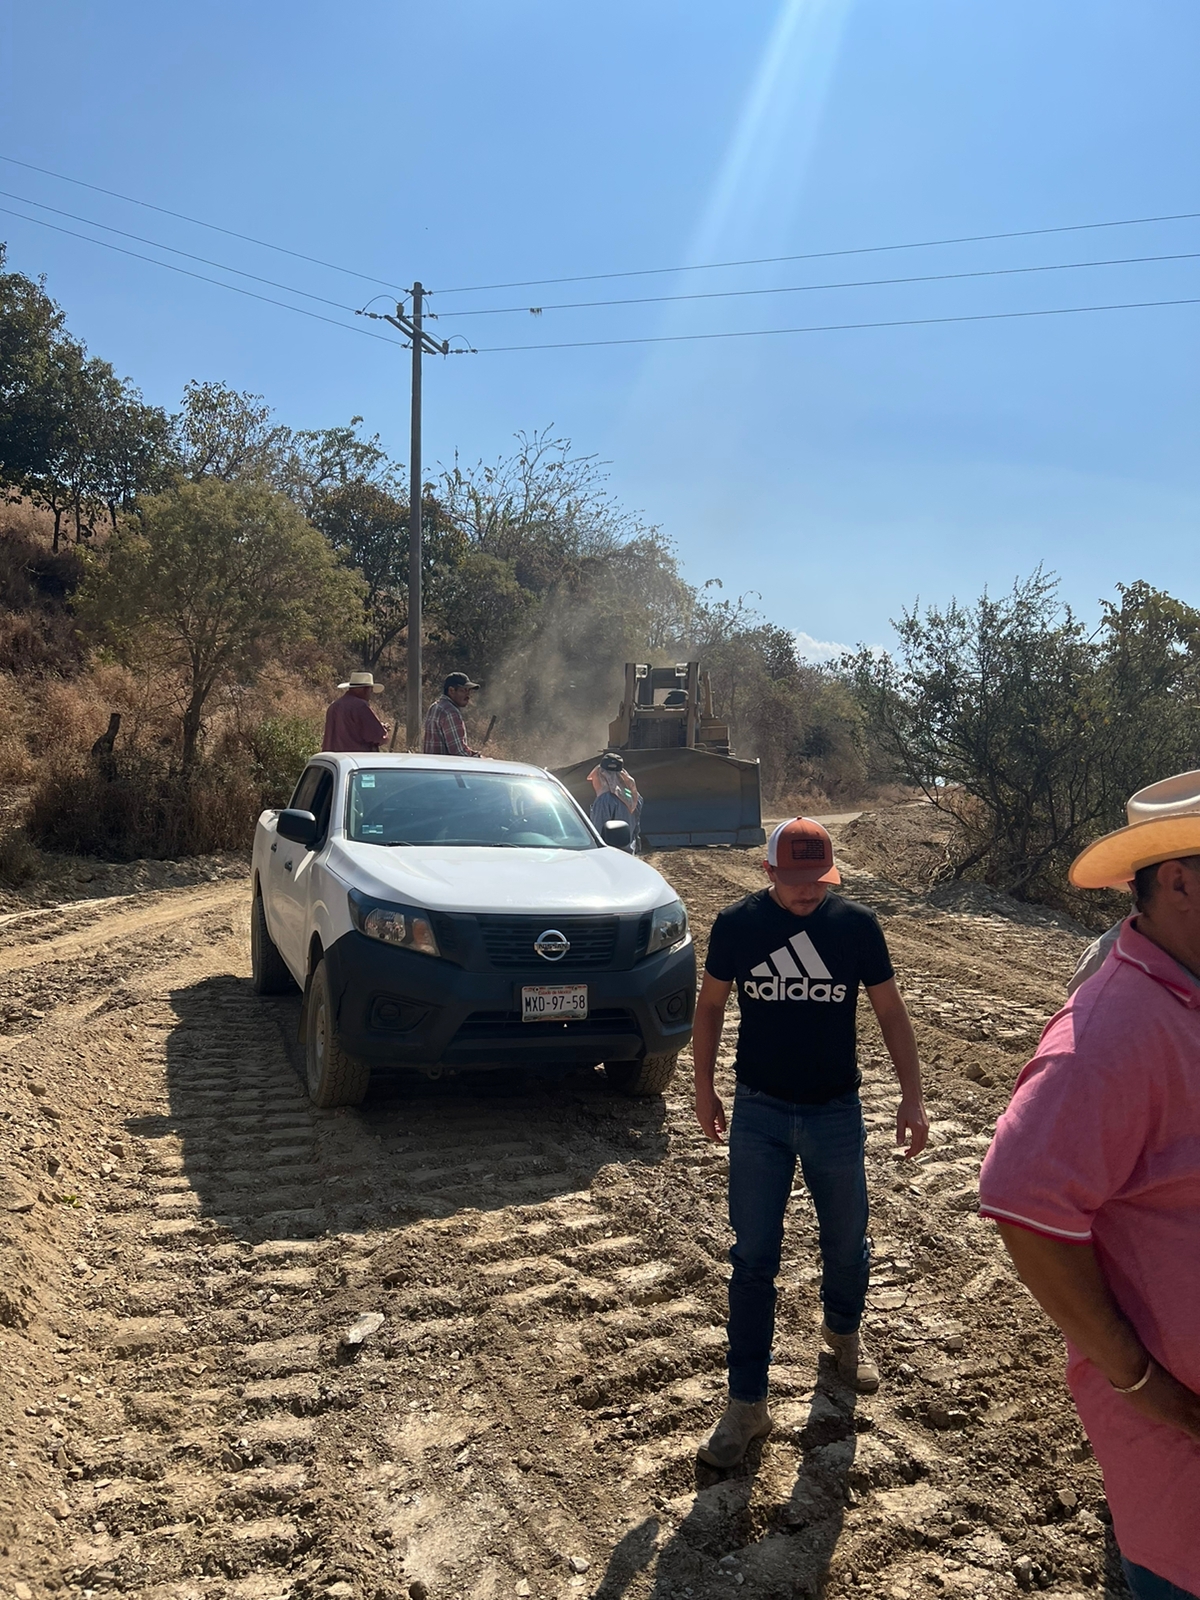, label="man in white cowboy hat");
[321,672,389,753]
[979,769,1200,1600]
